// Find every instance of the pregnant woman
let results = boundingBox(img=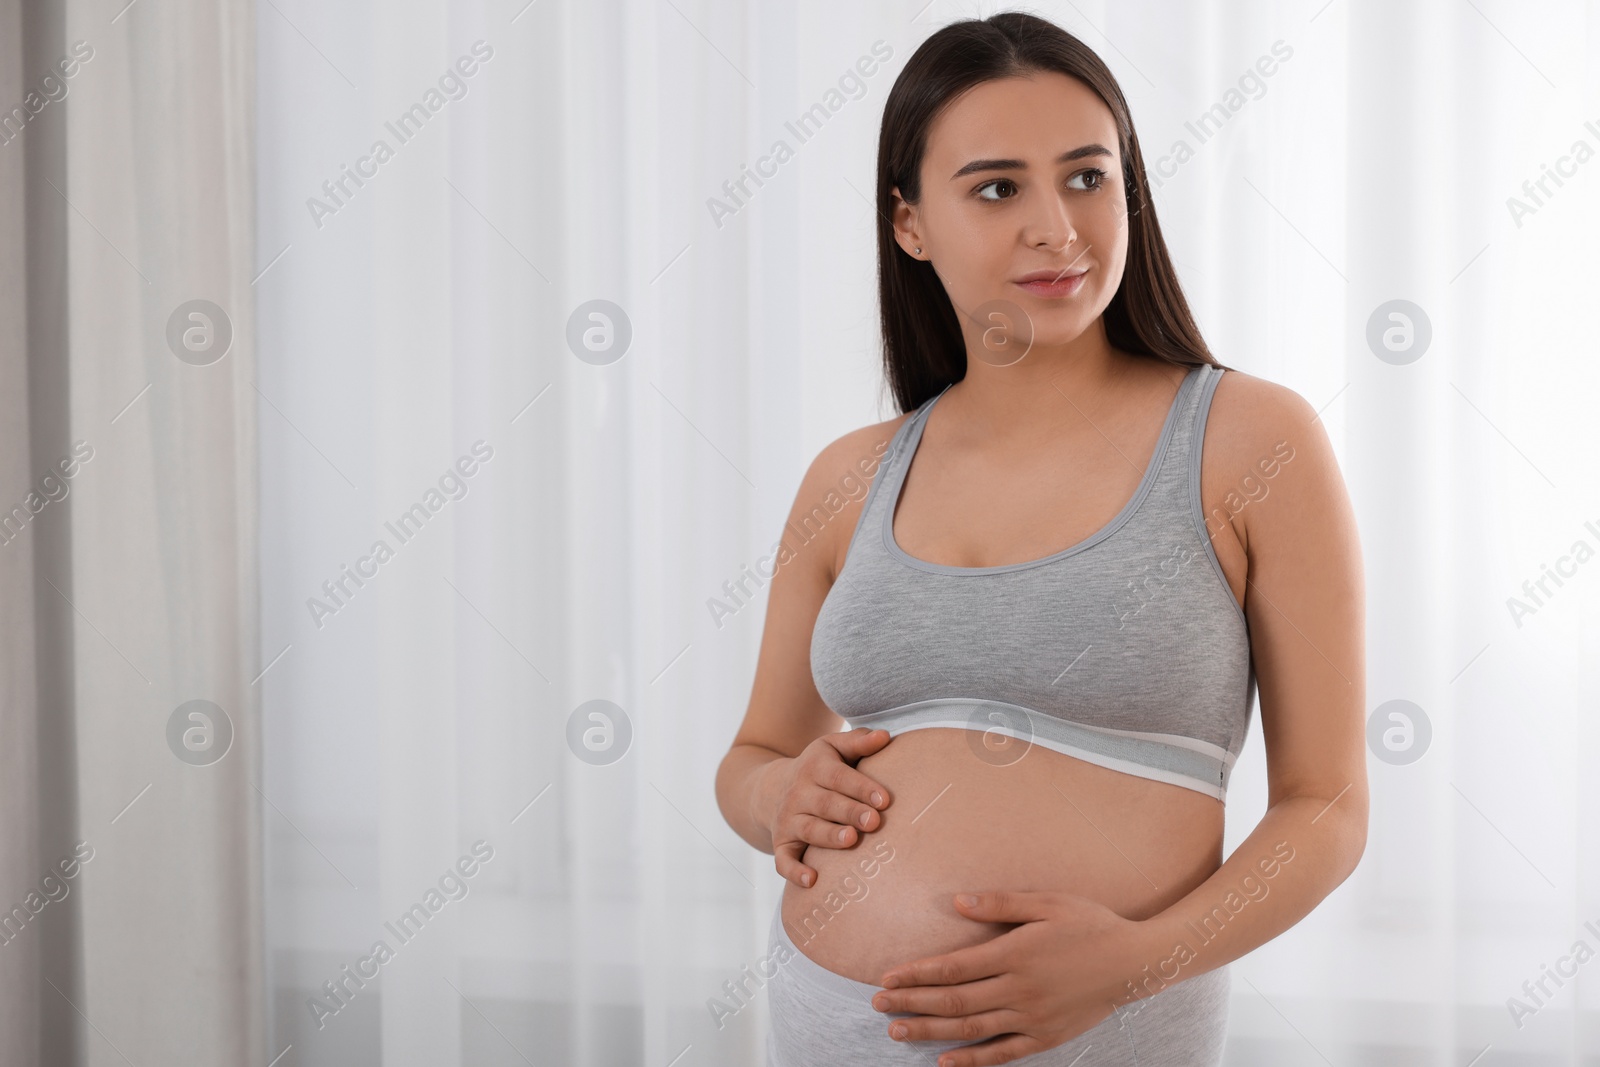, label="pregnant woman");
[715,14,1367,1067]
